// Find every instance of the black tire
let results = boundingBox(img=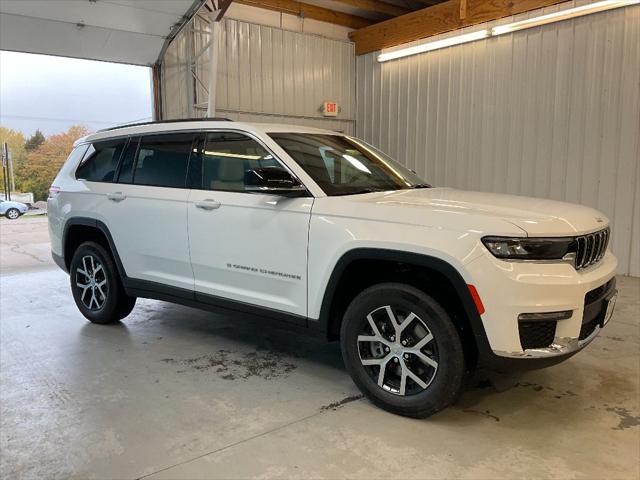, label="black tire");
[69,241,136,324]
[340,283,465,418]
[5,208,20,220]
